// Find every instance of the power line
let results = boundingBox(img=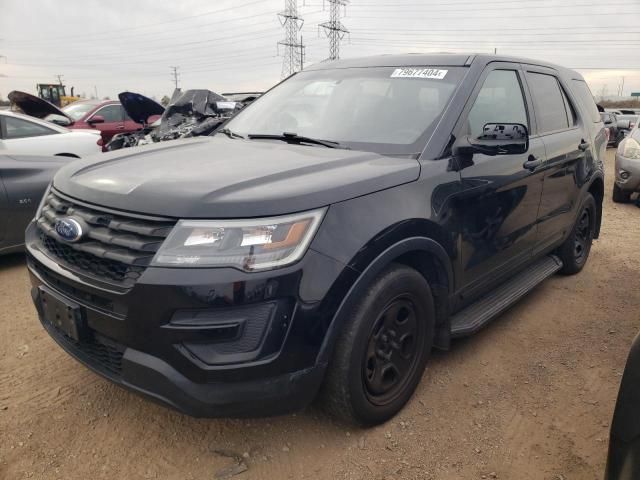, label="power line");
[170,66,179,89]
[5,0,268,45]
[278,0,305,78]
[319,0,350,60]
